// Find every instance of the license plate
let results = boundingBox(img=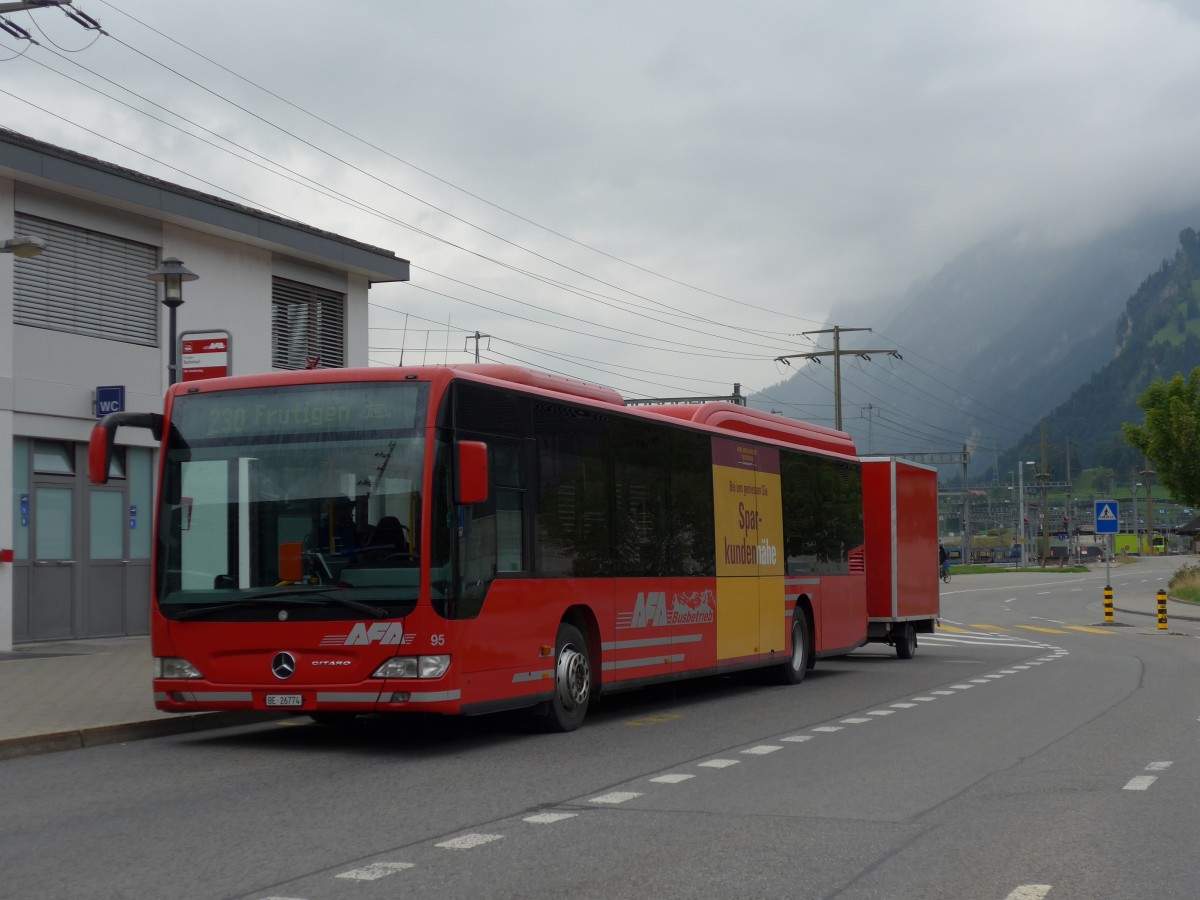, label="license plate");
[266,694,304,708]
